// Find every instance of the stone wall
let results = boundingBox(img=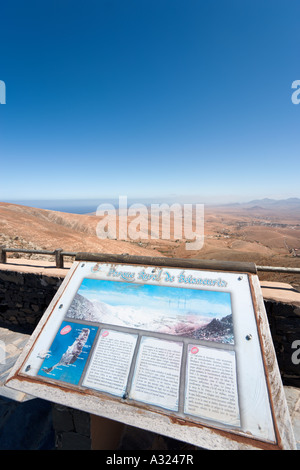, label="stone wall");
[264,300,300,388]
[0,269,63,332]
[52,404,91,450]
